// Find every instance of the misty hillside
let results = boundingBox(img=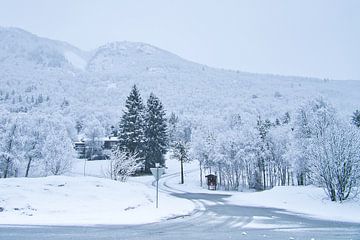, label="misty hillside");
[0,27,359,132]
